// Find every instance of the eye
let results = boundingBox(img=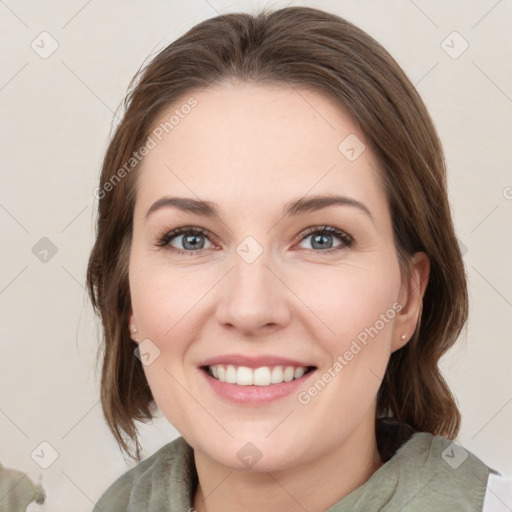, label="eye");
[155,226,216,255]
[295,225,354,254]
[155,224,354,255]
